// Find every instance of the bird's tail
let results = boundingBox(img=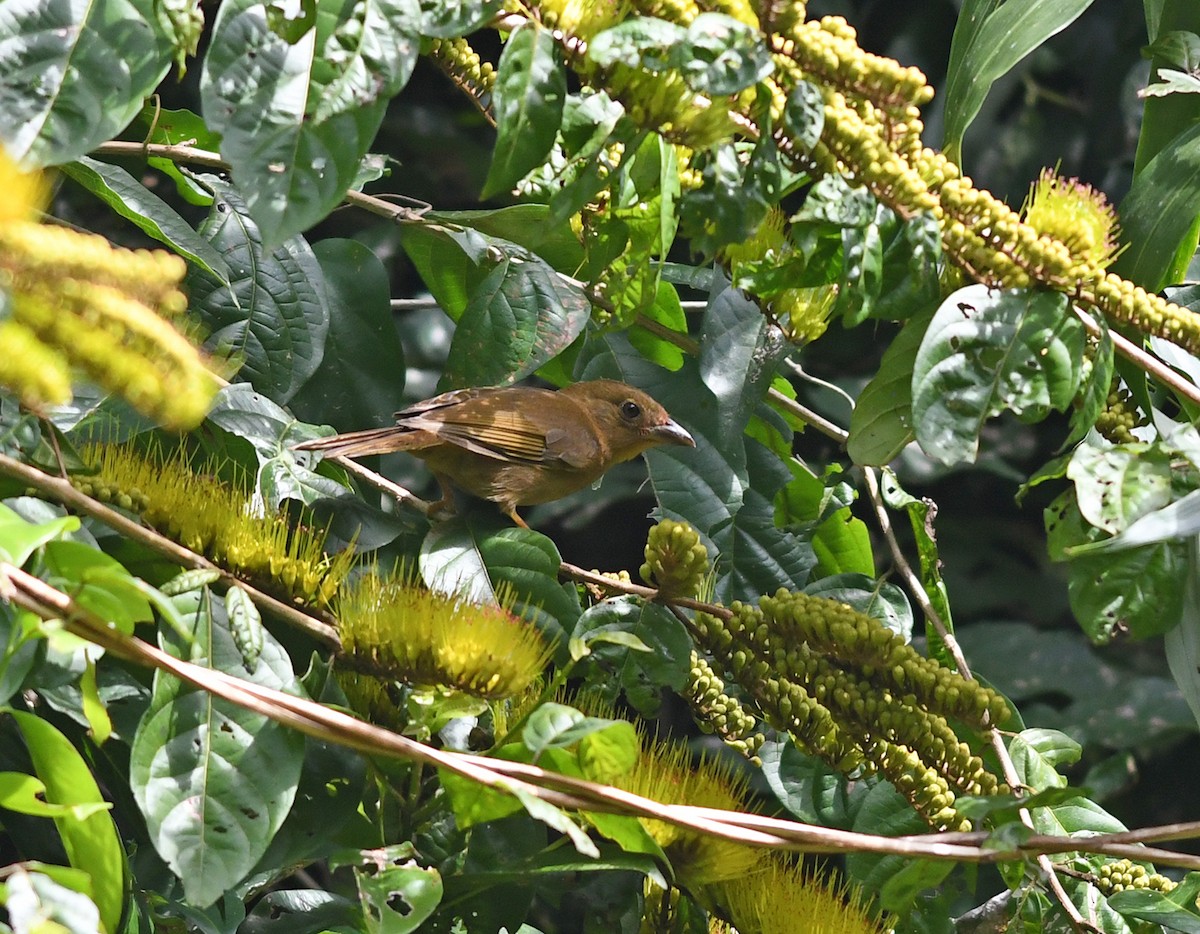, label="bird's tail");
[293,426,419,458]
